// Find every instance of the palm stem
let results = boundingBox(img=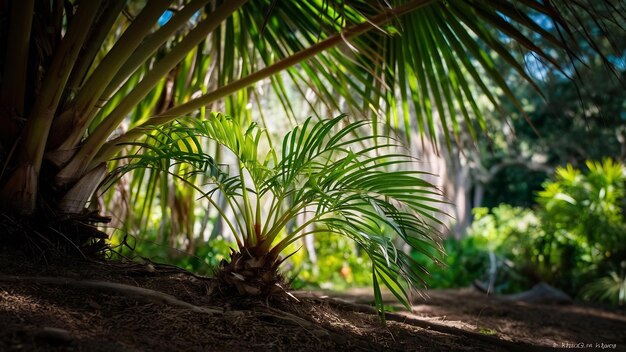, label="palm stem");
[49,0,174,151]
[267,213,324,254]
[239,168,255,245]
[209,181,247,241]
[17,0,102,168]
[54,0,248,185]
[202,187,243,249]
[102,0,212,100]
[269,228,338,258]
[61,0,127,114]
[261,192,281,238]
[0,0,103,213]
[259,203,309,251]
